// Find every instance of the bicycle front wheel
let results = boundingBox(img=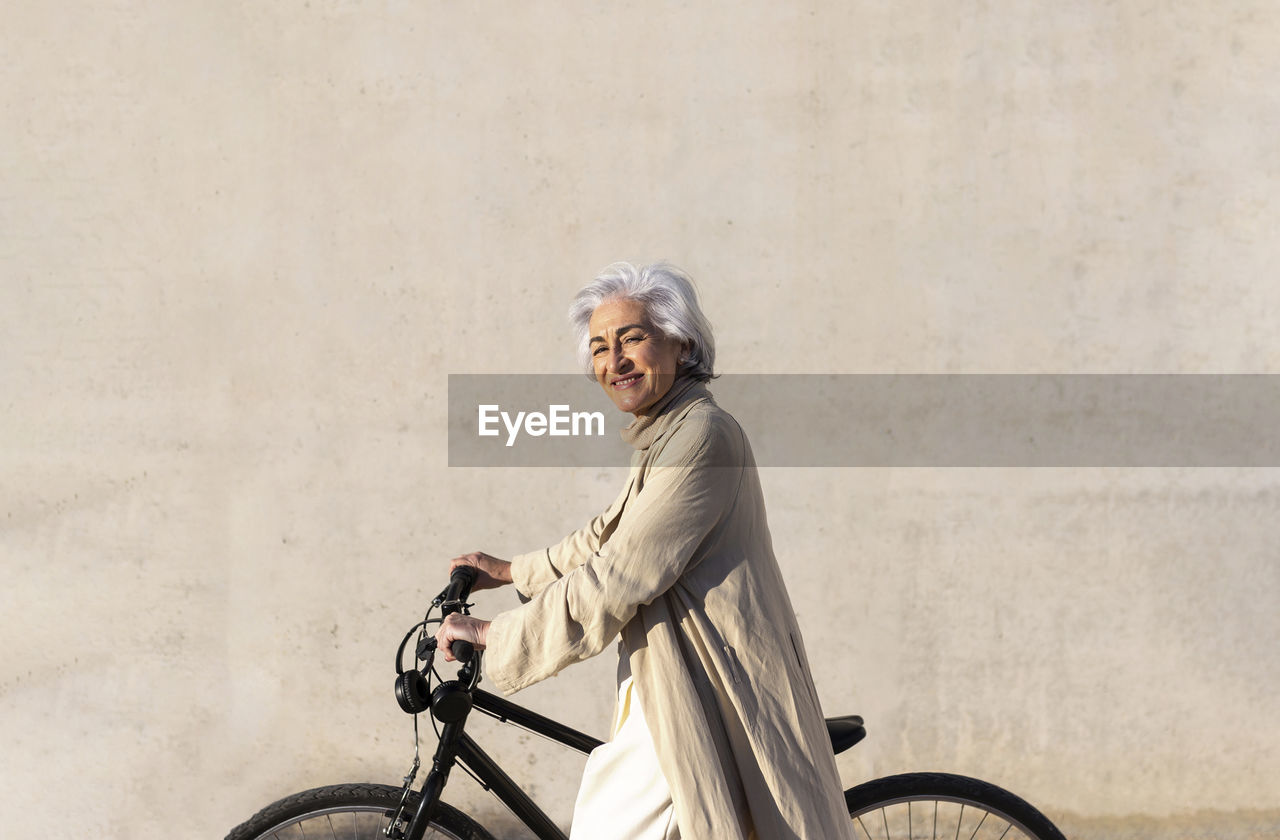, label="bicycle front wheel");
[225,783,495,840]
[845,773,1067,840]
